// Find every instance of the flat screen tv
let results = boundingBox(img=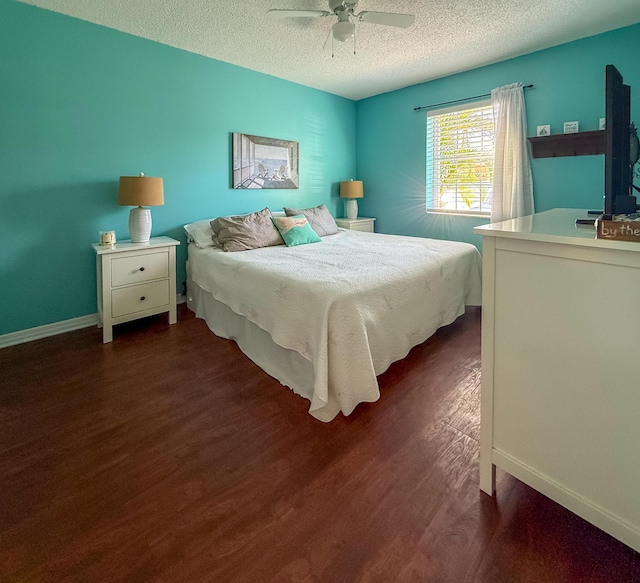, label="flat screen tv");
[603,64,635,217]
